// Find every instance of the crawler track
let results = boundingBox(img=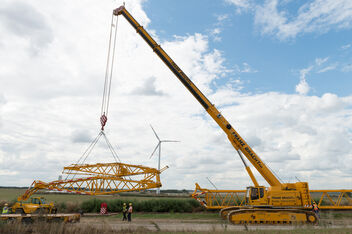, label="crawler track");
[228,208,318,225]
